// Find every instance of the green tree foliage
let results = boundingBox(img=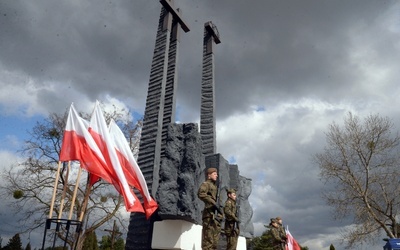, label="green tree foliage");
[252,229,274,250]
[315,113,400,247]
[329,243,335,250]
[3,233,23,250]
[99,221,125,250]
[99,235,125,250]
[82,231,99,250]
[0,104,142,250]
